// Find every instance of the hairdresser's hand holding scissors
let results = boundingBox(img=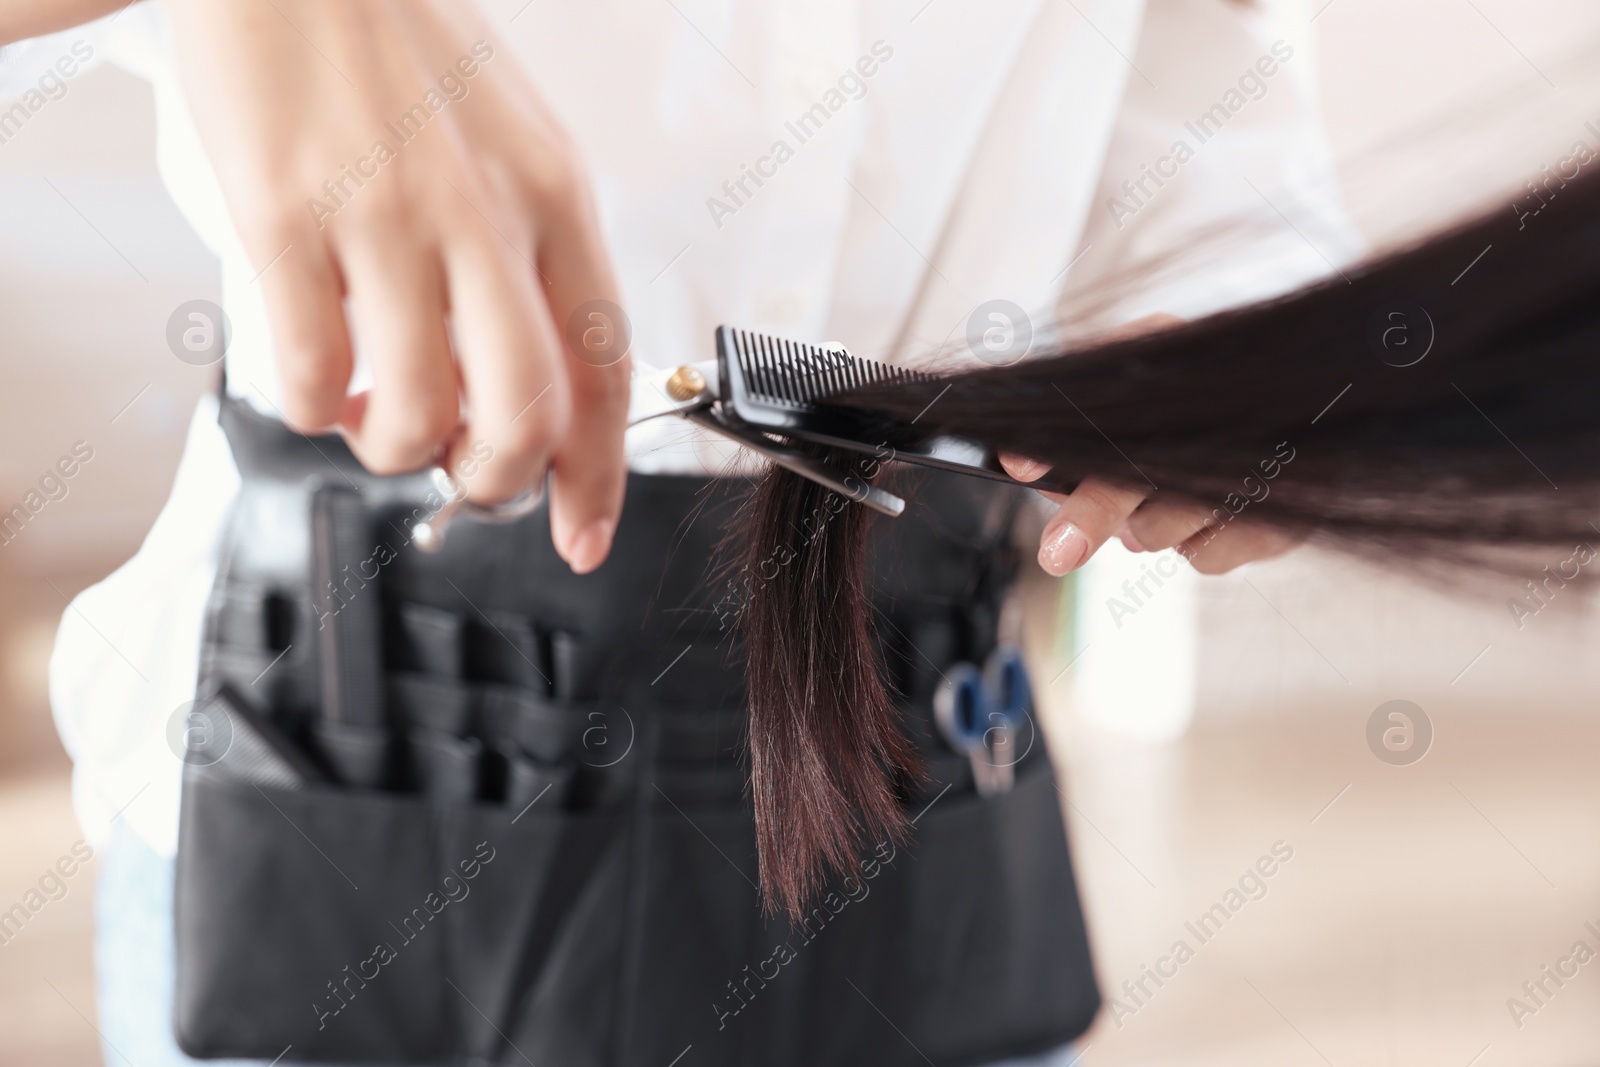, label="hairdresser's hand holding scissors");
[1000,314,1299,577]
[166,0,629,574]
